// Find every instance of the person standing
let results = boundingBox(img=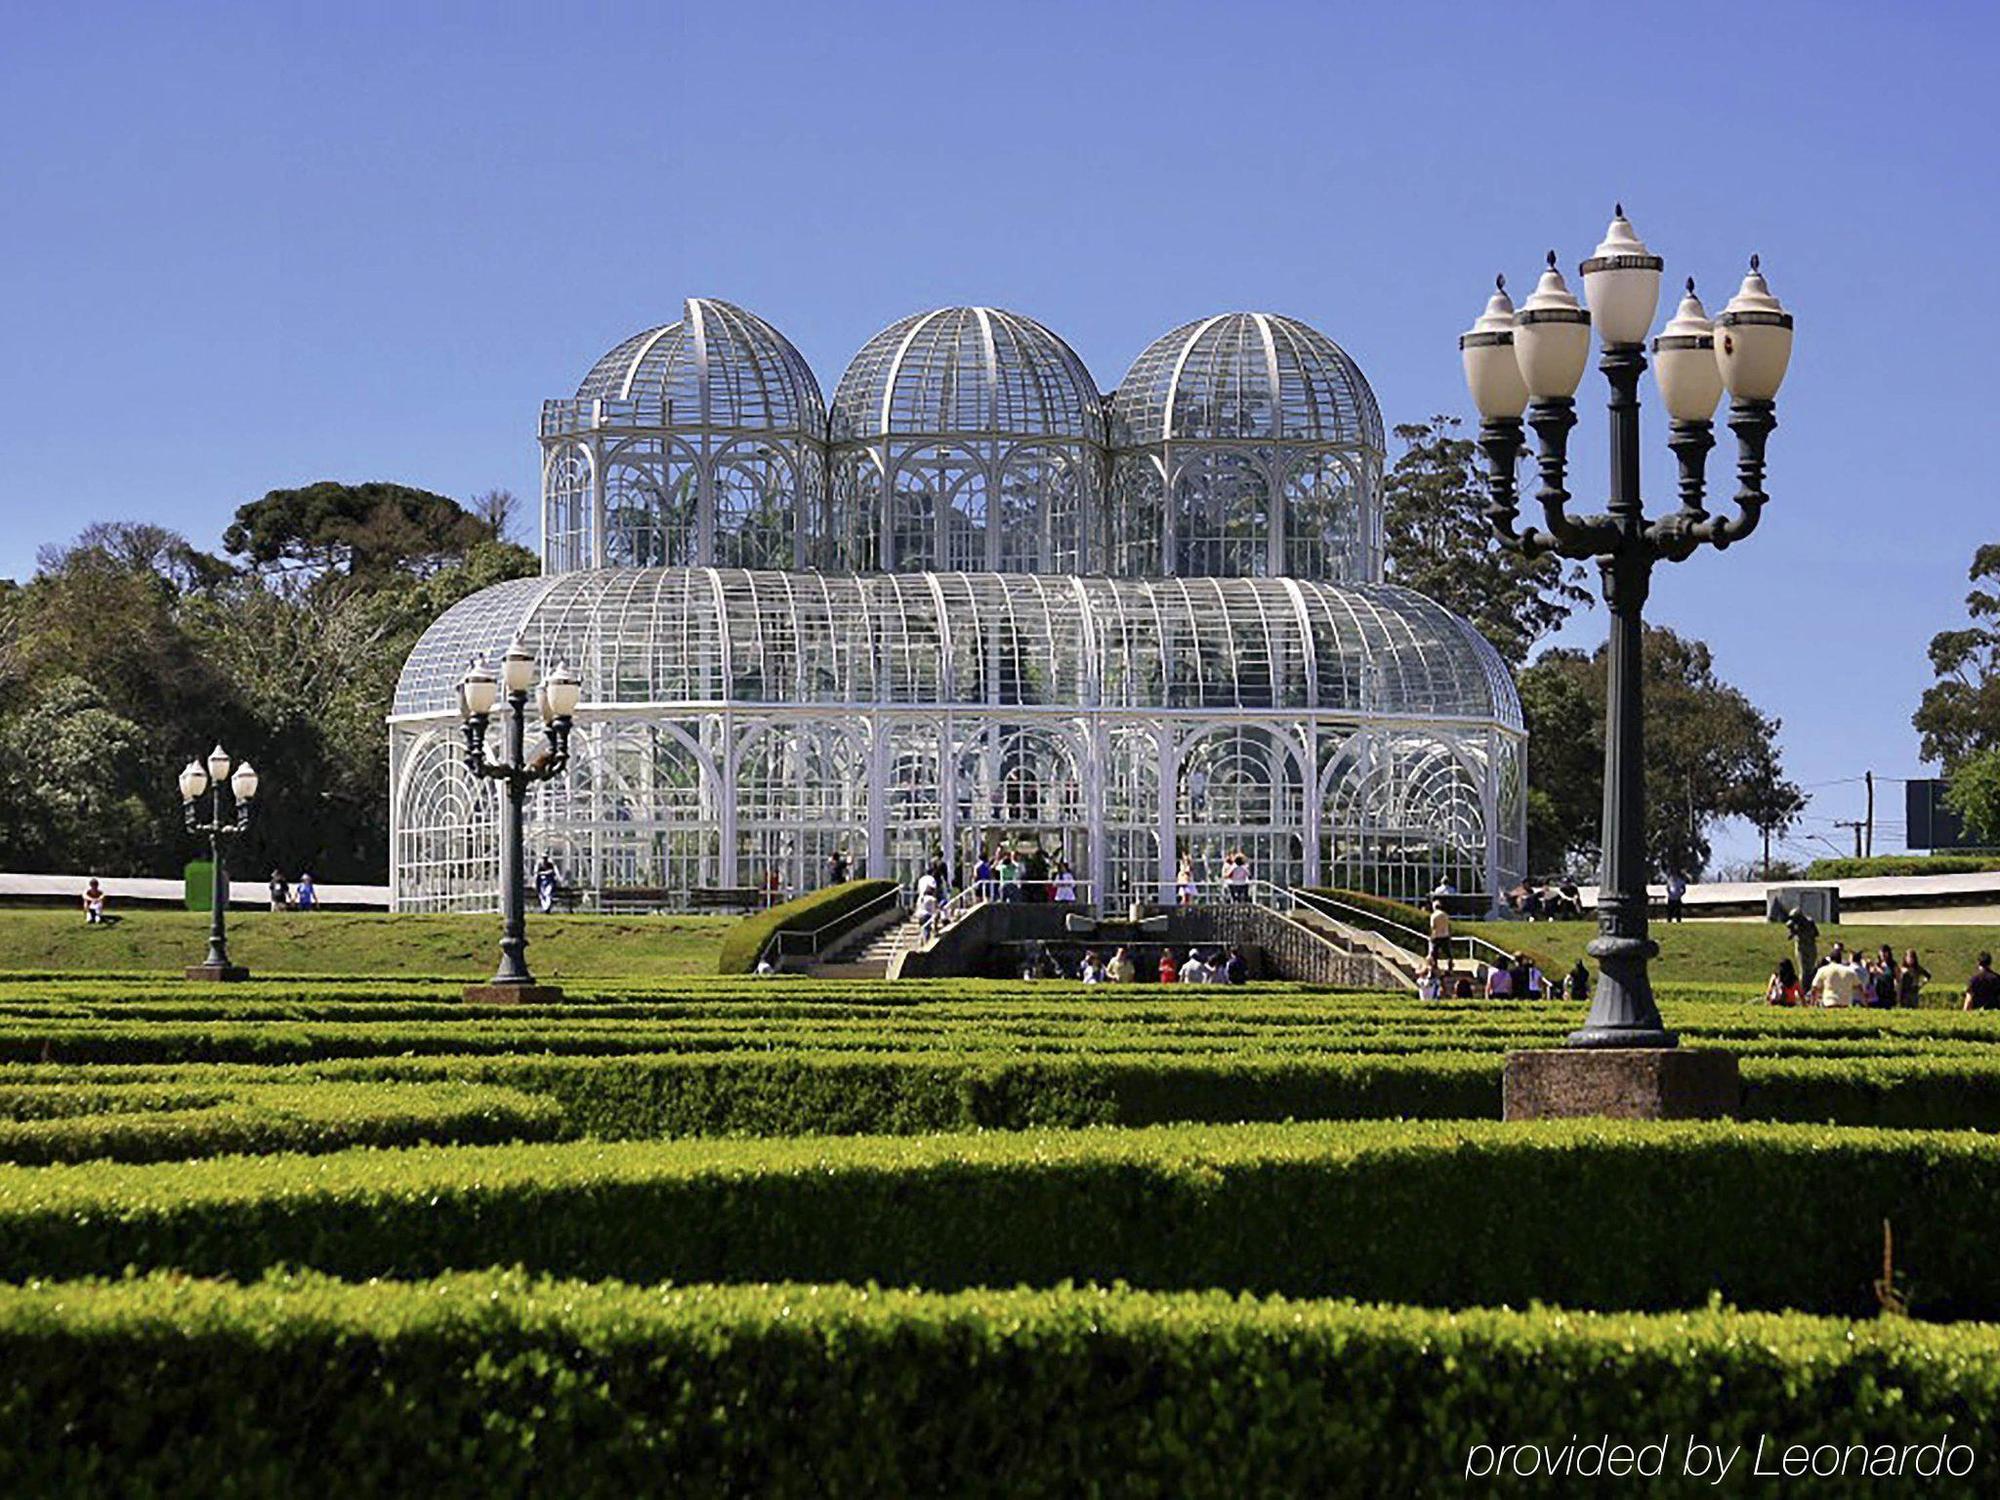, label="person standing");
[1567,959,1591,1004]
[1869,950,1899,1009]
[535,855,560,914]
[1080,950,1104,985]
[268,869,291,912]
[1223,947,1248,985]
[295,872,317,912]
[1225,852,1252,903]
[1811,945,1860,1007]
[1158,948,1179,985]
[915,885,941,943]
[1965,952,2000,1012]
[1176,854,1198,907]
[974,849,995,902]
[1484,963,1513,1000]
[827,849,850,888]
[1428,901,1452,966]
[1106,946,1135,984]
[998,853,1022,903]
[1664,870,1688,924]
[1053,863,1077,903]
[1897,950,1930,1009]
